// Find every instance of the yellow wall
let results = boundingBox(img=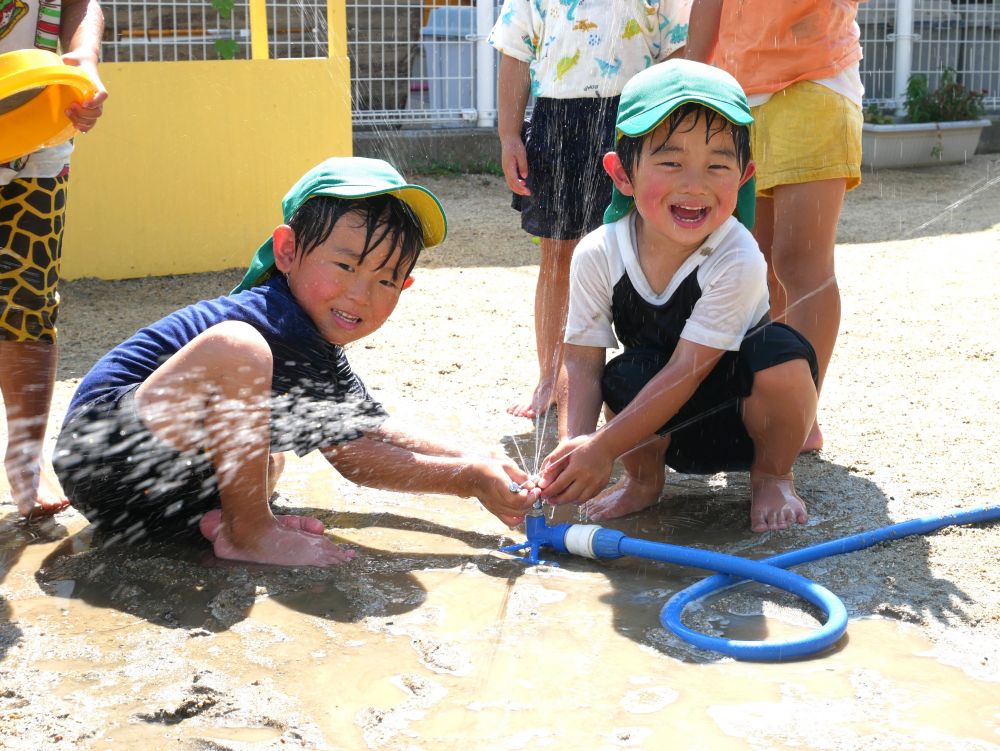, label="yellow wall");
[61,56,352,280]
